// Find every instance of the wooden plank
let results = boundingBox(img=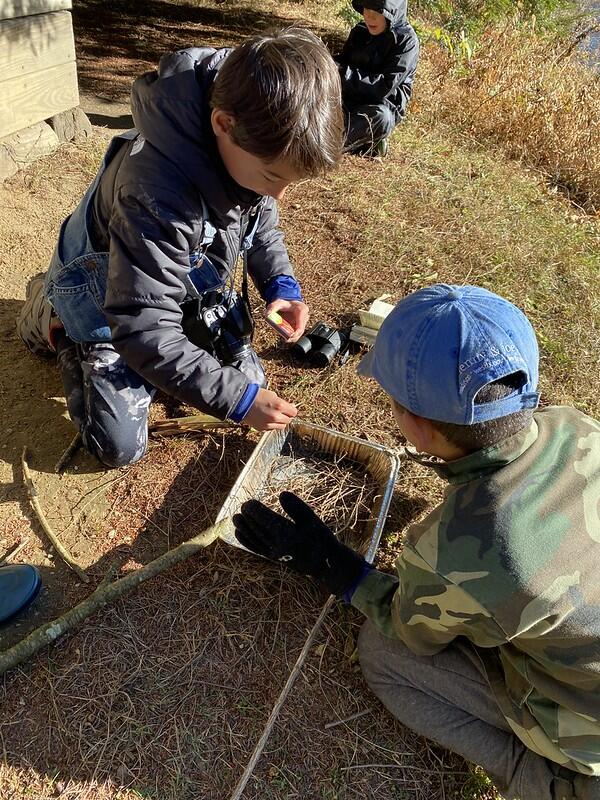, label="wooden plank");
[0,60,79,138]
[0,0,71,22]
[0,11,75,82]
